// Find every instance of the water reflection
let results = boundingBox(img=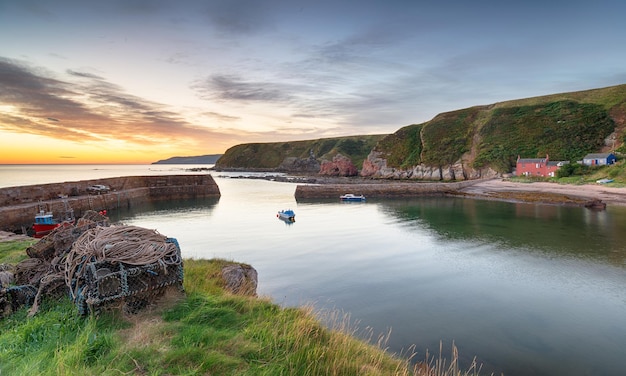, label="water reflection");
[379,197,626,266]
[111,197,220,223]
[119,185,626,376]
